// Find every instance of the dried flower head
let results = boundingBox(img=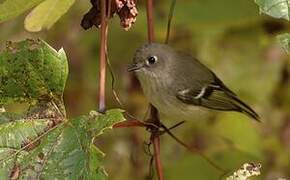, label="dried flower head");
[81,0,138,30]
[115,0,138,30]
